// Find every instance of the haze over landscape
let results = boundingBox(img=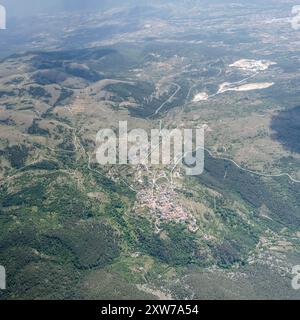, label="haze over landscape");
[1,0,300,300]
